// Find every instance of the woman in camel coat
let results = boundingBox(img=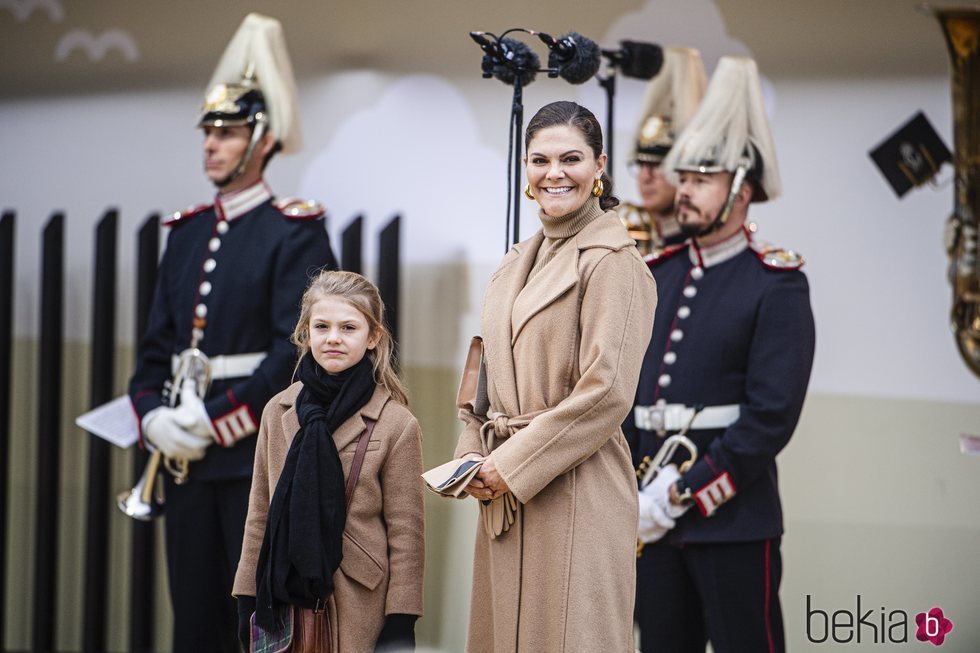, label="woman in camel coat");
[455,101,657,652]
